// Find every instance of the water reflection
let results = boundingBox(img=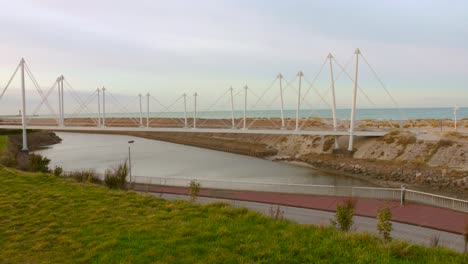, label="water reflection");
[37,132,374,187]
